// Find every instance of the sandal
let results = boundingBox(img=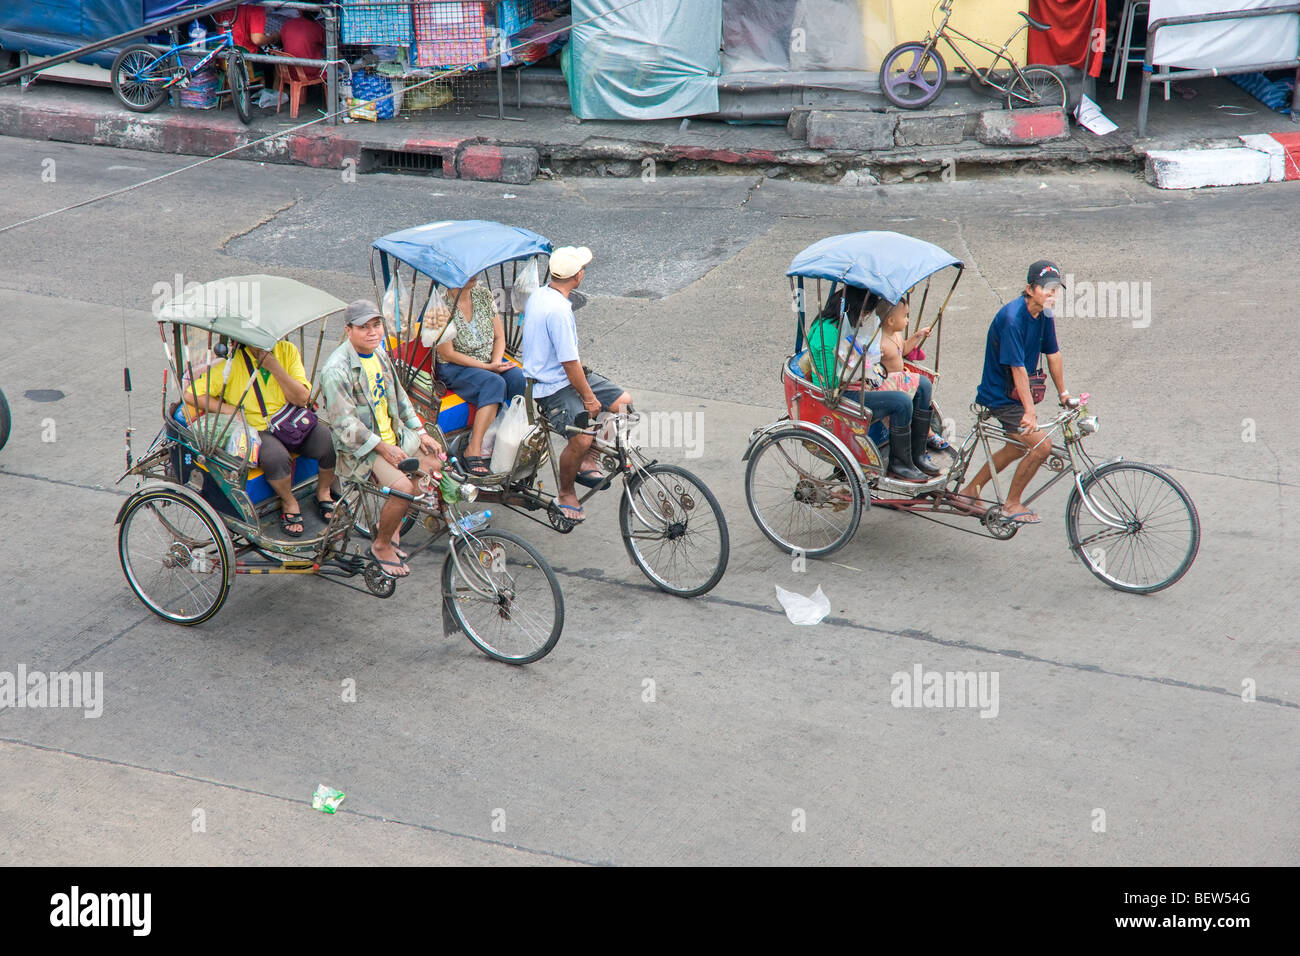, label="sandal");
[279,511,304,537]
[1002,510,1041,525]
[463,455,492,478]
[368,546,410,577]
[316,497,336,522]
[557,503,586,523]
[575,466,609,489]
